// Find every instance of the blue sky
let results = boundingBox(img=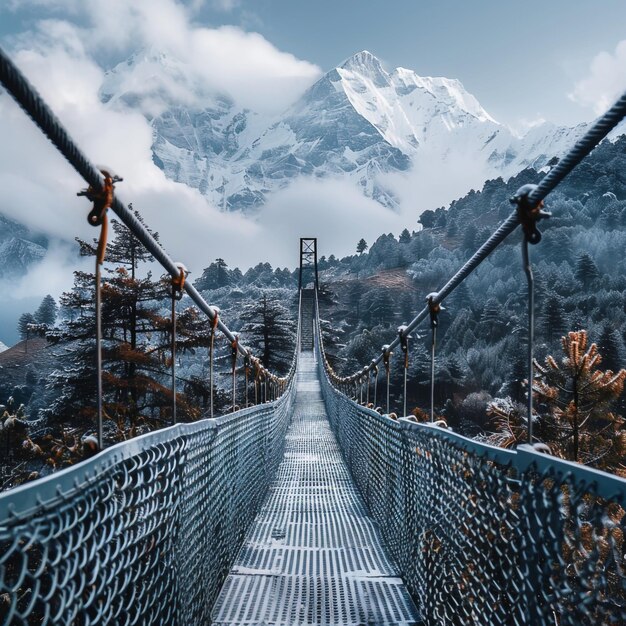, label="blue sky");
[197,0,626,127]
[1,0,626,127]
